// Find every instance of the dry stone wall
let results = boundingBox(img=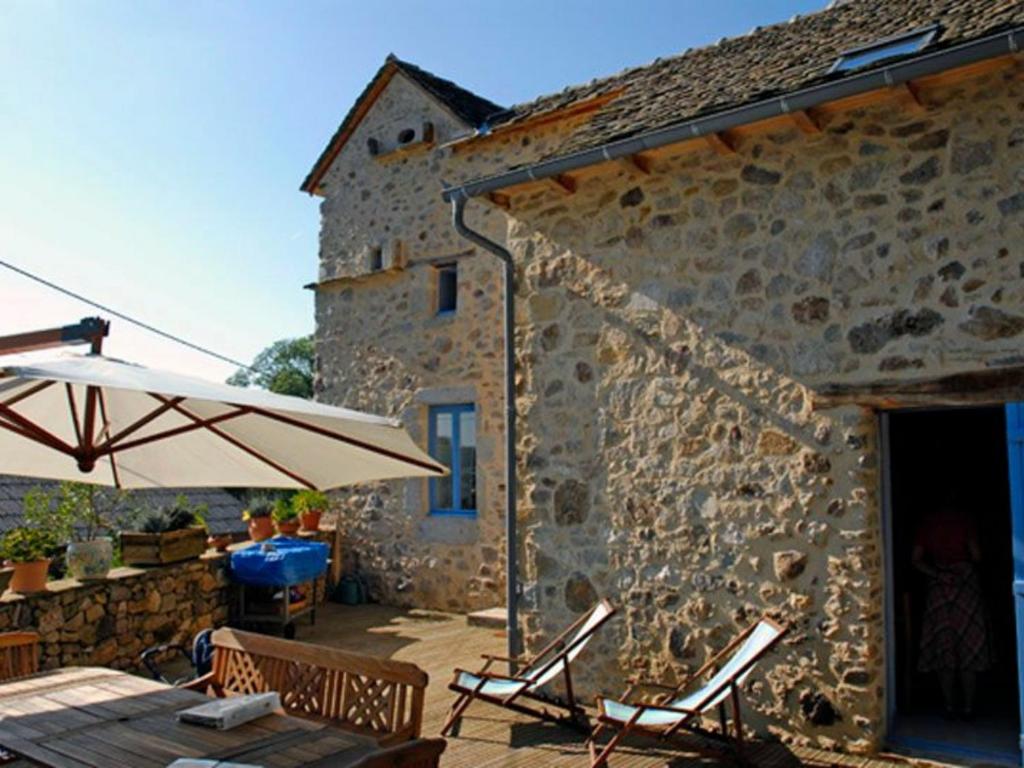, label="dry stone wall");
[0,556,229,671]
[487,71,1024,752]
[314,74,509,611]
[313,62,1024,752]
